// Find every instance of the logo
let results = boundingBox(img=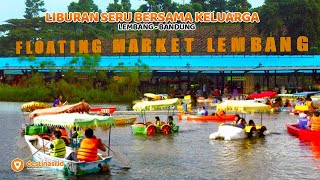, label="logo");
[11,158,24,172]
